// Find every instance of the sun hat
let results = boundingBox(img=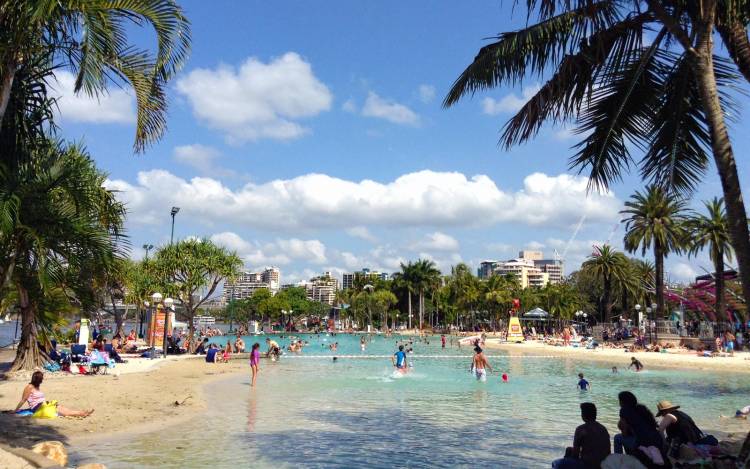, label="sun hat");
[655,400,680,416]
